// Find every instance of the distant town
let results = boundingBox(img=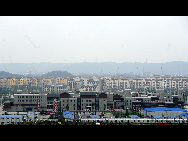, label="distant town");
[1,70,188,125]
